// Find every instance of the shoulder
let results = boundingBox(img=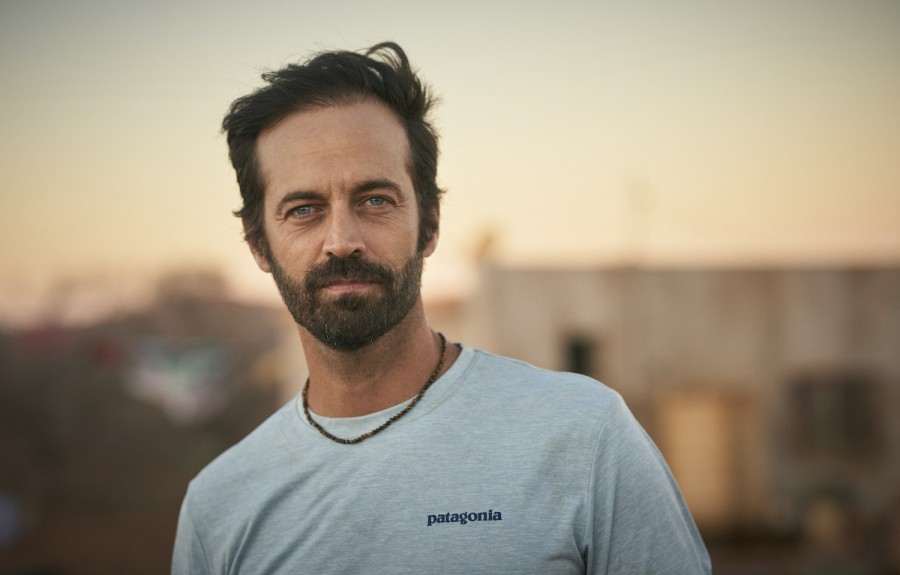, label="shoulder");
[183,400,297,512]
[458,347,628,436]
[465,347,622,407]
